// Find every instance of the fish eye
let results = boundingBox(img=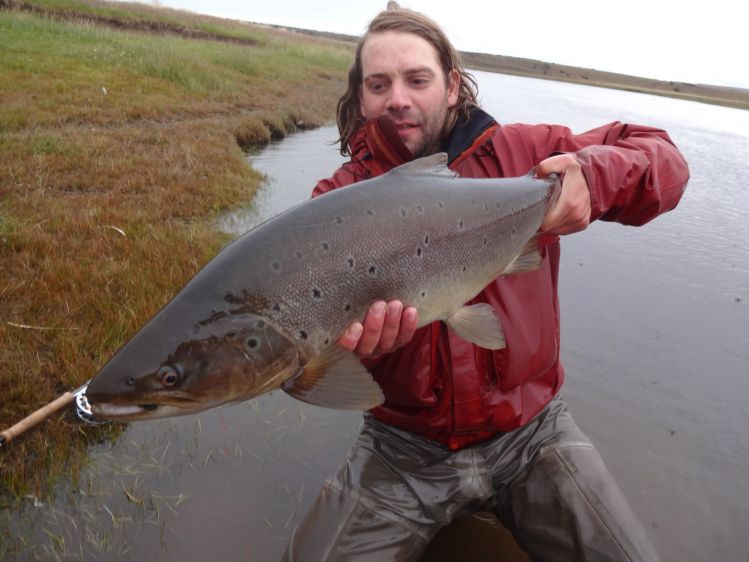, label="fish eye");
[158,366,180,387]
[246,337,259,350]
